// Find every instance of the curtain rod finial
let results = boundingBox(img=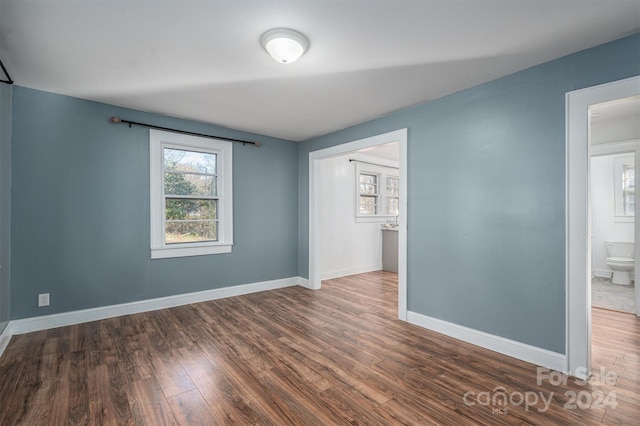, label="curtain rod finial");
[110,116,121,124]
[255,141,262,147]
